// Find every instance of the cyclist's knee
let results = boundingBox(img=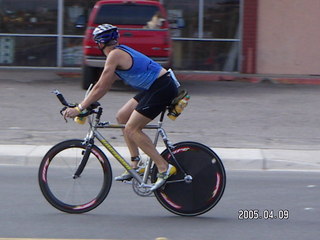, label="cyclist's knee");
[123,124,133,138]
[117,99,138,124]
[116,114,124,124]
[123,124,140,139]
[116,110,129,124]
